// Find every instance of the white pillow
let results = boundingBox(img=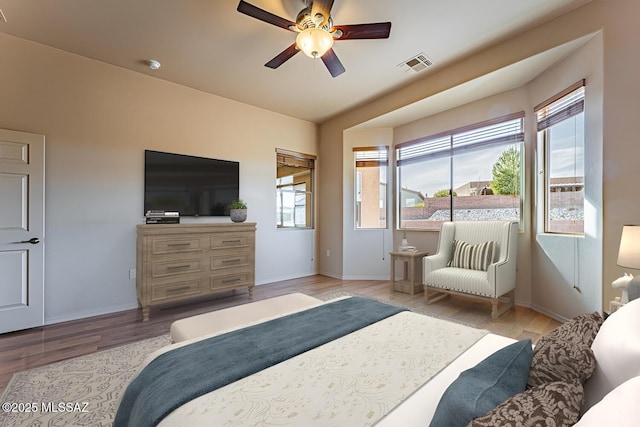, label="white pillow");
[583,298,640,411]
[576,376,640,426]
